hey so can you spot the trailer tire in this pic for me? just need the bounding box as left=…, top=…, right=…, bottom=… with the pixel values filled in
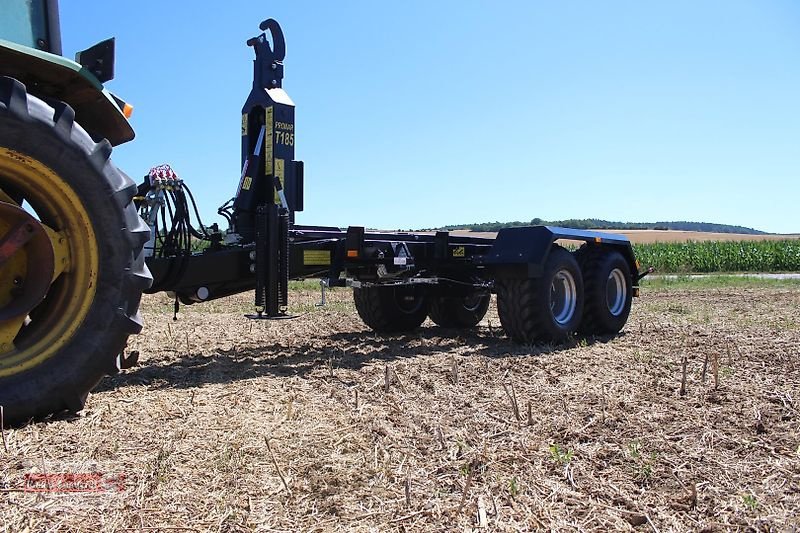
left=496, top=246, right=583, bottom=343
left=0, top=78, right=151, bottom=426
left=428, top=292, right=490, bottom=328
left=577, top=247, right=632, bottom=335
left=353, top=285, right=429, bottom=333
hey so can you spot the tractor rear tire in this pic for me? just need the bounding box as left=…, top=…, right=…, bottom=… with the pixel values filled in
left=496, top=246, right=583, bottom=343
left=428, top=292, right=490, bottom=328
left=576, top=246, right=632, bottom=335
left=0, top=77, right=151, bottom=426
left=353, top=285, right=429, bottom=333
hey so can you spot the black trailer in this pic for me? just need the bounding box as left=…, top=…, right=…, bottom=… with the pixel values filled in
left=0, top=10, right=646, bottom=426
left=142, top=19, right=643, bottom=345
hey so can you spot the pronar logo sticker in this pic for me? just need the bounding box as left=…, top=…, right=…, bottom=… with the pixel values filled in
left=453, top=246, right=465, bottom=258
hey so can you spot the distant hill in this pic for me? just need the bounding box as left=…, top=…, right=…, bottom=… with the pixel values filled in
left=427, top=219, right=768, bottom=234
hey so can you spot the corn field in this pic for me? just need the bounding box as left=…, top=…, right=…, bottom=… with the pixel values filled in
left=632, top=240, right=800, bottom=273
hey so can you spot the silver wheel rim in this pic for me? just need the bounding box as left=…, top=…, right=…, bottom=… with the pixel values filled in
left=550, top=270, right=577, bottom=325
left=606, top=268, right=627, bottom=316
left=462, top=293, right=485, bottom=312
left=395, top=288, right=424, bottom=314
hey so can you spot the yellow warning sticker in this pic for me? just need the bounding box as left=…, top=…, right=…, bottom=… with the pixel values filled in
left=274, top=158, right=285, bottom=204
left=241, top=114, right=247, bottom=136
left=241, top=176, right=252, bottom=191
left=453, top=246, right=465, bottom=258
left=303, top=250, right=331, bottom=266
left=265, top=106, right=274, bottom=176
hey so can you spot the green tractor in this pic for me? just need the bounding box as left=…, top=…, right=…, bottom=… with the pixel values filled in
left=0, top=0, right=151, bottom=425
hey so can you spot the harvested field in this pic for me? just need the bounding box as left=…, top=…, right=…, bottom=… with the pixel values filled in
left=2, top=281, right=799, bottom=531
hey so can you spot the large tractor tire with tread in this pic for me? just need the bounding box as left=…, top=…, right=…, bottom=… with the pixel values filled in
left=0, top=77, right=152, bottom=426
left=497, top=246, right=583, bottom=343
left=428, top=292, right=490, bottom=328
left=353, top=285, right=429, bottom=333
left=576, top=246, right=632, bottom=335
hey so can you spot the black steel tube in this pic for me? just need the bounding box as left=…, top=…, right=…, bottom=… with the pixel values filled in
left=254, top=206, right=267, bottom=310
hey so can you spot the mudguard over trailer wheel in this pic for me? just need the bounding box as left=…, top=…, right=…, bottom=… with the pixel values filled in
left=576, top=246, right=633, bottom=335
left=496, top=246, right=584, bottom=343
left=428, top=292, right=490, bottom=328
left=0, top=78, right=151, bottom=426
left=353, top=285, right=429, bottom=333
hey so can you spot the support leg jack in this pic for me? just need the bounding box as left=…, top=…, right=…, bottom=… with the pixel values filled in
left=245, top=309, right=299, bottom=320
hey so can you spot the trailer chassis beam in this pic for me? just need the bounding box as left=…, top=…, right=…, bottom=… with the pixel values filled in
left=144, top=224, right=639, bottom=306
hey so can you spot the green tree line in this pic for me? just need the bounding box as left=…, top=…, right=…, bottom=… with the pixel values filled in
left=430, top=219, right=767, bottom=235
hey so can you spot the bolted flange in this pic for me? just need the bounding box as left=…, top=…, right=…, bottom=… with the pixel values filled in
left=0, top=202, right=55, bottom=321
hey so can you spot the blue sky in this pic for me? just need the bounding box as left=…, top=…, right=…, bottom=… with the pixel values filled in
left=60, top=1, right=800, bottom=233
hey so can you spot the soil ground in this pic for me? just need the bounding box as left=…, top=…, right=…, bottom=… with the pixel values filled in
left=2, top=281, right=799, bottom=532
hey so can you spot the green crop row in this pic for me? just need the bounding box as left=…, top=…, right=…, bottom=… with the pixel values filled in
left=632, top=240, right=800, bottom=273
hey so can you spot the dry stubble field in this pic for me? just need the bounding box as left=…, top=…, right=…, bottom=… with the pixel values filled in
left=2, top=281, right=799, bottom=532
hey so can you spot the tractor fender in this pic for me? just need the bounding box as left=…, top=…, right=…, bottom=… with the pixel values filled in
left=0, top=39, right=134, bottom=146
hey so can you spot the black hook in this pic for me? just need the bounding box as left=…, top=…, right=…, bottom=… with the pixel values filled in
left=247, top=18, right=286, bottom=89
left=247, top=18, right=285, bottom=62
left=259, top=19, right=285, bottom=61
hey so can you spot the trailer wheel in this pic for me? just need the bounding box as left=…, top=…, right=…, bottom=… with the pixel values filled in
left=0, top=78, right=151, bottom=426
left=496, top=246, right=583, bottom=343
left=353, top=285, right=429, bottom=333
left=577, top=247, right=632, bottom=335
left=428, top=292, right=490, bottom=328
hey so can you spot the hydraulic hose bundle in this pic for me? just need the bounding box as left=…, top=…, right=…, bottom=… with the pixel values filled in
left=136, top=164, right=210, bottom=258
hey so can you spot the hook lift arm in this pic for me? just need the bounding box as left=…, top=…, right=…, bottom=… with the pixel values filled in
left=247, top=19, right=286, bottom=90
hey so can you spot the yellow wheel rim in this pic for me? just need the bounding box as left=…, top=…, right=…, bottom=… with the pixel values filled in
left=0, top=147, right=99, bottom=377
